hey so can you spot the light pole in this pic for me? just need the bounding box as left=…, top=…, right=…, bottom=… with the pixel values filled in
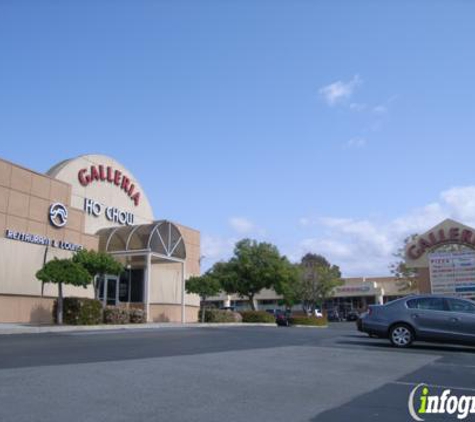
left=199, top=255, right=206, bottom=272
left=198, top=255, right=206, bottom=321
left=126, top=264, right=132, bottom=305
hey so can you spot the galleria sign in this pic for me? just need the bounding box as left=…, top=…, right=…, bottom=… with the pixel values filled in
left=78, top=165, right=141, bottom=206
left=407, top=227, right=475, bottom=260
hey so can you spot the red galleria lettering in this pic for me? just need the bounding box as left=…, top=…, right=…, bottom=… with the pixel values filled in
left=78, top=165, right=141, bottom=206
left=406, top=227, right=475, bottom=260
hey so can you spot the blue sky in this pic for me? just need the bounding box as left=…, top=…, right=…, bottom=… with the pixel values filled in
left=2, top=1, right=475, bottom=276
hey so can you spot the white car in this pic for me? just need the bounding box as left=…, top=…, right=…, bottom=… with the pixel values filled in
left=314, top=309, right=323, bottom=317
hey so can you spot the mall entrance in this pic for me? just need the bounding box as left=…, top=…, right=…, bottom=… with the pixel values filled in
left=96, top=221, right=187, bottom=322
left=97, top=269, right=145, bottom=306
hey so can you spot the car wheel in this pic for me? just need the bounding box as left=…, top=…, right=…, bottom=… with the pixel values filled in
left=389, top=324, right=414, bottom=348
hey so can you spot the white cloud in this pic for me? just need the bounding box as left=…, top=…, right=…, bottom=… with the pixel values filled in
left=201, top=235, right=236, bottom=267
left=229, top=217, right=255, bottom=234
left=300, top=238, right=353, bottom=259
left=349, top=102, right=367, bottom=112
left=369, top=121, right=383, bottom=132
left=201, top=217, right=268, bottom=270
left=296, top=185, right=475, bottom=277
left=319, top=75, right=361, bottom=106
left=298, top=217, right=311, bottom=227
left=440, top=186, right=475, bottom=225
left=391, top=203, right=446, bottom=235
left=203, top=186, right=475, bottom=279
left=372, top=105, right=388, bottom=115
left=229, top=216, right=267, bottom=237
left=345, top=137, right=367, bottom=149
left=319, top=217, right=393, bottom=256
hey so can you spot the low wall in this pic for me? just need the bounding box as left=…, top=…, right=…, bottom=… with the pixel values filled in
left=149, top=303, right=199, bottom=323
left=0, top=296, right=201, bottom=324
left=0, top=294, right=55, bottom=323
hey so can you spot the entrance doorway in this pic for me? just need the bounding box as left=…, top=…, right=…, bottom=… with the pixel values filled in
left=118, top=269, right=144, bottom=303
left=98, top=275, right=120, bottom=306
left=97, top=270, right=145, bottom=306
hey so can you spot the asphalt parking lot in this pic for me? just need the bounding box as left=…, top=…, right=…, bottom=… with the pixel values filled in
left=0, top=323, right=473, bottom=422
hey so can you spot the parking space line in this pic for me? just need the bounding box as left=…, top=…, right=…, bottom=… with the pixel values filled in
left=393, top=381, right=475, bottom=393
left=430, top=362, right=475, bottom=369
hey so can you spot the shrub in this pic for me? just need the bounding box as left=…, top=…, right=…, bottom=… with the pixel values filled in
left=240, top=310, right=276, bottom=323
left=53, top=297, right=102, bottom=325
left=289, top=316, right=328, bottom=327
left=232, top=312, right=243, bottom=323
left=104, top=306, right=129, bottom=324
left=199, top=308, right=241, bottom=323
left=129, top=308, right=147, bottom=324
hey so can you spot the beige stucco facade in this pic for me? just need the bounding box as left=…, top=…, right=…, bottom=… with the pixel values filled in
left=211, top=276, right=417, bottom=311
left=47, top=155, right=155, bottom=234
left=0, top=295, right=55, bottom=324
left=0, top=155, right=201, bottom=324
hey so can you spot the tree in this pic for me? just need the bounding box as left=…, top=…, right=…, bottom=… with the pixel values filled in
left=389, top=234, right=419, bottom=291
left=213, top=239, right=297, bottom=311
left=273, top=263, right=300, bottom=309
left=36, top=258, right=91, bottom=324
left=72, top=249, right=123, bottom=300
left=186, top=272, right=222, bottom=322
left=286, top=253, right=343, bottom=314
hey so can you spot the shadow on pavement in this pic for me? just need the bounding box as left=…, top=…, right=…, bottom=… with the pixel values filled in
left=336, top=339, right=475, bottom=354
left=311, top=381, right=451, bottom=421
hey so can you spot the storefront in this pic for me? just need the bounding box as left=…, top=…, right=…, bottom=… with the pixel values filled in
left=209, top=276, right=416, bottom=315
left=324, top=277, right=414, bottom=315
left=0, top=154, right=201, bottom=323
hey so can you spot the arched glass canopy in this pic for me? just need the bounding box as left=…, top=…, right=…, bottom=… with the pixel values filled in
left=97, top=220, right=186, bottom=261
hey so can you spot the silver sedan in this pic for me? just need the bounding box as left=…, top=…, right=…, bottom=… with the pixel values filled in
left=359, top=295, right=475, bottom=348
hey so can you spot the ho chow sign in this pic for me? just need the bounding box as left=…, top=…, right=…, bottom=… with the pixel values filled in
left=84, top=199, right=134, bottom=226
left=78, top=164, right=141, bottom=206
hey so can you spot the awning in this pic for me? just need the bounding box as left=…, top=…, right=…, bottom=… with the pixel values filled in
left=96, top=220, right=186, bottom=261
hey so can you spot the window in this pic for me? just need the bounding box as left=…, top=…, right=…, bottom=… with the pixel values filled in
left=406, top=298, right=446, bottom=311
left=447, top=298, right=475, bottom=314
left=259, top=300, right=278, bottom=306
left=118, top=269, right=144, bottom=303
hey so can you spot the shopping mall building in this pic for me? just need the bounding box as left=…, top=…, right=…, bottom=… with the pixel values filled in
left=210, top=219, right=475, bottom=313
left=0, top=154, right=201, bottom=324
left=209, top=276, right=416, bottom=315
left=2, top=153, right=474, bottom=324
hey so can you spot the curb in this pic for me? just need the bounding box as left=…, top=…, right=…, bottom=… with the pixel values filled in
left=0, top=322, right=278, bottom=336
left=291, top=325, right=328, bottom=328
